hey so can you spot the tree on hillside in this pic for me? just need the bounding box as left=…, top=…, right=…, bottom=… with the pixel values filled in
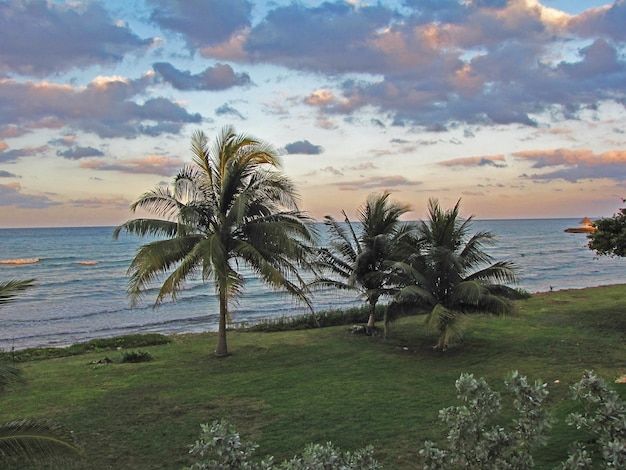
left=311, top=192, right=413, bottom=332
left=114, top=126, right=316, bottom=357
left=0, top=279, right=80, bottom=464
left=587, top=202, right=626, bottom=257
left=390, top=199, right=520, bottom=350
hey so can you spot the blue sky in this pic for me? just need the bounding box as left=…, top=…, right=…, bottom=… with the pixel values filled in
left=0, top=0, right=625, bottom=227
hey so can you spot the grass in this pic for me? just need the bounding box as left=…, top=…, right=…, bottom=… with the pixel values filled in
left=1, top=285, right=625, bottom=469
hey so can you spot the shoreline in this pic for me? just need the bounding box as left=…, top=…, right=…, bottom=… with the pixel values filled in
left=5, top=283, right=625, bottom=354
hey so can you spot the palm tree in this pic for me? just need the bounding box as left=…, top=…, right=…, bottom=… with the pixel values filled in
left=114, top=126, right=316, bottom=357
left=391, top=199, right=519, bottom=350
left=312, top=192, right=412, bottom=332
left=0, top=279, right=80, bottom=463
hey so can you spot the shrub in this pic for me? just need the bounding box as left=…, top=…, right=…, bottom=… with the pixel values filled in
left=420, top=371, right=626, bottom=469
left=282, top=442, right=380, bottom=469
left=186, top=372, right=625, bottom=469
left=557, top=370, right=626, bottom=469
left=419, top=371, right=551, bottom=470
left=241, top=303, right=423, bottom=332
left=120, top=350, right=154, bottom=363
left=184, top=420, right=380, bottom=470
left=4, top=334, right=170, bottom=362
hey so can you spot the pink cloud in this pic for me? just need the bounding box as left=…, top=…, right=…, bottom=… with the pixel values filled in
left=512, top=148, right=626, bottom=168
left=80, top=155, right=185, bottom=176
left=438, top=154, right=506, bottom=167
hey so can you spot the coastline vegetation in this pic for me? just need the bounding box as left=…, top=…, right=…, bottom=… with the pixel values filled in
left=1, top=284, right=625, bottom=469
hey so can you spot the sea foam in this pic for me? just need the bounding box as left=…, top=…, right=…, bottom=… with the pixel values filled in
left=0, top=257, right=40, bottom=265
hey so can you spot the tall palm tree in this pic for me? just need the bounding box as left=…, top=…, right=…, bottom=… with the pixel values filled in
left=114, top=126, right=316, bottom=357
left=391, top=199, right=519, bottom=350
left=312, top=192, right=412, bottom=332
left=0, top=279, right=80, bottom=463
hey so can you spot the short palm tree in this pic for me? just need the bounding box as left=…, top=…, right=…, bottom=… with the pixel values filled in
left=0, top=279, right=80, bottom=463
left=312, top=192, right=412, bottom=332
left=392, top=199, right=519, bottom=350
left=114, top=126, right=316, bottom=356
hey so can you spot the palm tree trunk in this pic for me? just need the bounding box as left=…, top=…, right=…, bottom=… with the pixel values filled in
left=436, top=328, right=447, bottom=351
left=366, top=300, right=376, bottom=333
left=214, top=286, right=229, bottom=357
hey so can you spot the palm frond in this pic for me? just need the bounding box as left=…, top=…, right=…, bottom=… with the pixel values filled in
left=308, top=276, right=355, bottom=292
left=425, top=303, right=466, bottom=346
left=450, top=280, right=485, bottom=306
left=323, top=215, right=359, bottom=262
left=392, top=283, right=436, bottom=307
left=465, top=260, right=519, bottom=285
left=155, top=250, right=202, bottom=305
left=314, top=247, right=354, bottom=281
left=126, top=235, right=203, bottom=306
left=0, top=361, right=22, bottom=392
left=189, top=130, right=211, bottom=176
left=113, top=219, right=181, bottom=240
left=0, top=279, right=35, bottom=307
left=232, top=238, right=313, bottom=312
left=425, top=303, right=456, bottom=330
left=0, top=418, right=80, bottom=462
left=477, top=293, right=515, bottom=316
left=127, top=186, right=181, bottom=219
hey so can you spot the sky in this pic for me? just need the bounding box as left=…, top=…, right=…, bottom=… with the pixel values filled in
left=0, top=0, right=625, bottom=227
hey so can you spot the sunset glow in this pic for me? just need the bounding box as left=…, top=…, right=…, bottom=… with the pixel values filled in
left=0, top=0, right=624, bottom=227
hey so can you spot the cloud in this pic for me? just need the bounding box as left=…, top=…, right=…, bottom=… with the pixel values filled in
left=524, top=164, right=626, bottom=183
left=371, top=118, right=386, bottom=128
left=512, top=148, right=619, bottom=168
left=2, top=0, right=625, bottom=142
left=0, top=183, right=60, bottom=209
left=284, top=140, right=324, bottom=155
left=68, top=196, right=130, bottom=209
left=0, top=145, right=48, bottom=163
left=462, top=190, right=485, bottom=196
left=0, top=170, right=18, bottom=178
left=215, top=103, right=246, bottom=120
left=79, top=156, right=185, bottom=177
left=338, top=175, right=421, bottom=191
left=320, top=166, right=343, bottom=176
left=0, top=125, right=29, bottom=139
left=56, top=146, right=105, bottom=160
left=148, top=0, right=252, bottom=48
left=438, top=154, right=507, bottom=168
left=0, top=76, right=202, bottom=139
left=152, top=62, right=251, bottom=91
left=233, top=0, right=624, bottom=129
left=245, top=2, right=395, bottom=73
left=0, top=0, right=152, bottom=76
left=49, top=136, right=77, bottom=147
left=568, top=2, right=626, bottom=42
left=305, top=89, right=338, bottom=106
left=557, top=38, right=624, bottom=81
left=513, top=148, right=626, bottom=182
left=347, top=162, right=378, bottom=171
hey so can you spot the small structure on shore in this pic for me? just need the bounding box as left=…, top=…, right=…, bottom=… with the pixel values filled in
left=564, top=217, right=596, bottom=233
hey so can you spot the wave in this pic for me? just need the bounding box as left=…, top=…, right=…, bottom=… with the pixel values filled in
left=74, top=260, right=98, bottom=265
left=0, top=257, right=40, bottom=265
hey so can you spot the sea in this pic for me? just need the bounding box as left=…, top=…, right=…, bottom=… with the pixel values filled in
left=1, top=219, right=625, bottom=351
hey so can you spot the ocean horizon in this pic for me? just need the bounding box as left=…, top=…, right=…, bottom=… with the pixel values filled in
left=1, top=218, right=625, bottom=351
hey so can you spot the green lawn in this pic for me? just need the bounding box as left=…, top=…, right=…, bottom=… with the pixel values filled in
left=1, top=285, right=625, bottom=469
